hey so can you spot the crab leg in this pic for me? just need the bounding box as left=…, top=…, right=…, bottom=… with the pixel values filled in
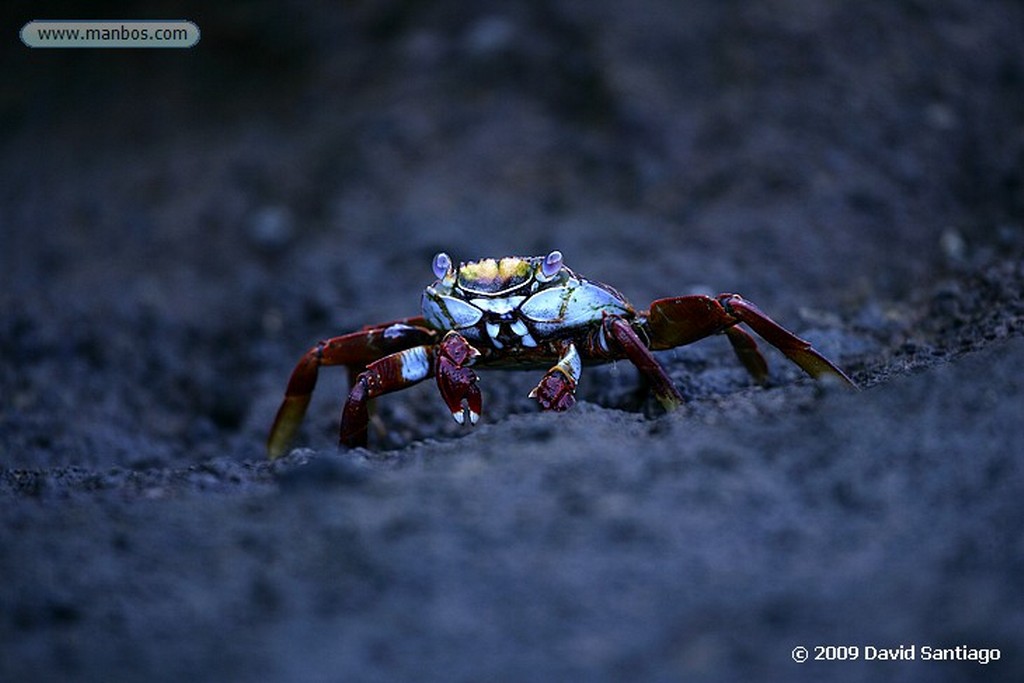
left=267, top=319, right=436, bottom=458
left=723, top=326, right=770, bottom=385
left=603, top=317, right=685, bottom=410
left=645, top=294, right=856, bottom=388
left=340, top=345, right=436, bottom=448
left=718, top=294, right=856, bottom=387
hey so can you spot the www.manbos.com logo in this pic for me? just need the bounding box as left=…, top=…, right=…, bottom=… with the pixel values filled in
left=21, top=20, right=200, bottom=48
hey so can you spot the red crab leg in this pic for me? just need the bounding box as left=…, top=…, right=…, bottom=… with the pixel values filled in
left=340, top=345, right=437, bottom=448
left=603, top=317, right=685, bottom=410
left=343, top=317, right=435, bottom=380
left=645, top=295, right=738, bottom=349
left=718, top=295, right=856, bottom=387
left=645, top=294, right=856, bottom=387
left=723, top=326, right=770, bottom=385
left=267, top=319, right=436, bottom=458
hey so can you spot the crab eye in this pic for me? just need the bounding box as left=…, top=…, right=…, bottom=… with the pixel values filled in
left=432, top=252, right=452, bottom=280
left=539, top=250, right=563, bottom=280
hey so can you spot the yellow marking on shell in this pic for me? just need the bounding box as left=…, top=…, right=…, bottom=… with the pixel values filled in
left=501, top=257, right=531, bottom=278
left=459, top=257, right=533, bottom=292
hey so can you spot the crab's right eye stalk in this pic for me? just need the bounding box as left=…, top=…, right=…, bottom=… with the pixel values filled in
left=432, top=252, right=452, bottom=280
left=538, top=250, right=563, bottom=281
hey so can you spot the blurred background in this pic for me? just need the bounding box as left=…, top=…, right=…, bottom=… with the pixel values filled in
left=4, top=0, right=1023, bottom=465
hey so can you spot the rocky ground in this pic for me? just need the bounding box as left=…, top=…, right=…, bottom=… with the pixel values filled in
left=2, top=1, right=1023, bottom=681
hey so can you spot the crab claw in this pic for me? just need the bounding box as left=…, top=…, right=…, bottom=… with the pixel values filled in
left=435, top=331, right=483, bottom=425
left=529, top=342, right=582, bottom=412
left=529, top=371, right=577, bottom=411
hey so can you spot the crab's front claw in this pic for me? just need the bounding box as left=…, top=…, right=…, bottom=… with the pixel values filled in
left=529, top=342, right=581, bottom=412
left=435, top=331, right=483, bottom=425
left=529, top=370, right=577, bottom=411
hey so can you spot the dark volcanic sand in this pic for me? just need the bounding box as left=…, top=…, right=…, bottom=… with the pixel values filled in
left=2, top=2, right=1023, bottom=682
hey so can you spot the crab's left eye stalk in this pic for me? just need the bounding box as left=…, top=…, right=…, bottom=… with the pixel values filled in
left=539, top=250, right=563, bottom=280
left=432, top=252, right=452, bottom=280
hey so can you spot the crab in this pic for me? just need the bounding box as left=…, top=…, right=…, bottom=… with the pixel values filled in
left=267, top=250, right=856, bottom=457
